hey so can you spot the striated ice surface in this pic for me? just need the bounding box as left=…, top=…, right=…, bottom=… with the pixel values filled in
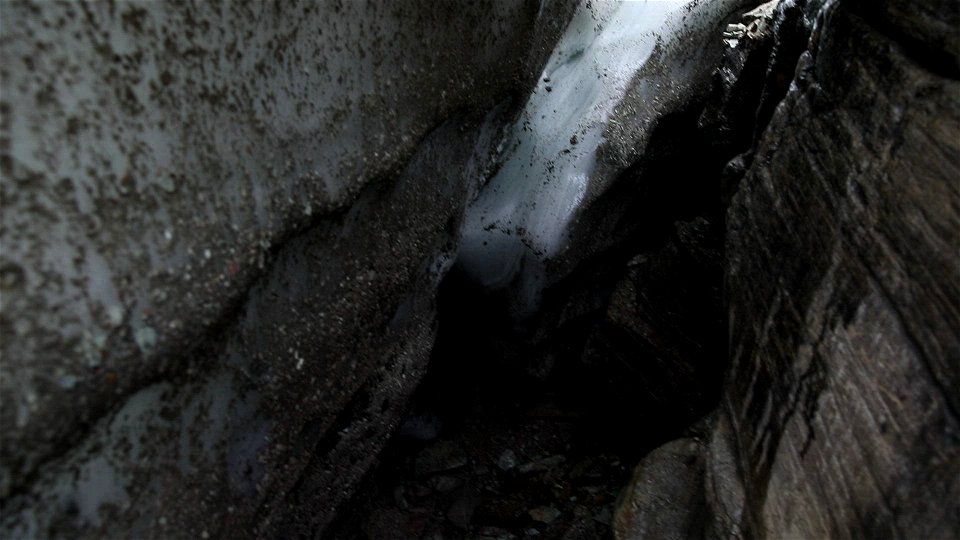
left=459, top=0, right=689, bottom=312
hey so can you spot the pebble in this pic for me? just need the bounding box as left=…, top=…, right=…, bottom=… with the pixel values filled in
left=433, top=475, right=462, bottom=492
left=593, top=507, right=613, bottom=525
left=415, top=440, right=467, bottom=476
left=447, top=493, right=479, bottom=529
left=528, top=506, right=561, bottom=524
left=518, top=454, right=565, bottom=474
left=497, top=449, right=517, bottom=471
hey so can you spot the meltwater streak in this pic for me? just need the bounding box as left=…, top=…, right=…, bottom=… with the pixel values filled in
left=458, top=0, right=689, bottom=312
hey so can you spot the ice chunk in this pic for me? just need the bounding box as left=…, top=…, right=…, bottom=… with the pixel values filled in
left=459, top=0, right=689, bottom=313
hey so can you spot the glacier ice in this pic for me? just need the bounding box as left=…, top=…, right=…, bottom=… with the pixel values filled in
left=459, top=0, right=690, bottom=313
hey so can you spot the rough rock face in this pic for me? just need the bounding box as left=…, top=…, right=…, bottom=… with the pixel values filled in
left=616, top=0, right=960, bottom=537
left=581, top=218, right=725, bottom=447
left=0, top=1, right=574, bottom=536
left=613, top=437, right=708, bottom=540
left=721, top=0, right=960, bottom=536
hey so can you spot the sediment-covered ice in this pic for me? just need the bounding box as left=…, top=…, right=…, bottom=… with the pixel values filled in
left=459, top=0, right=690, bottom=311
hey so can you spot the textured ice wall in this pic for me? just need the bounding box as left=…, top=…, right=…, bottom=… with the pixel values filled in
left=459, top=0, right=689, bottom=311
left=0, top=0, right=574, bottom=535
left=0, top=0, right=560, bottom=501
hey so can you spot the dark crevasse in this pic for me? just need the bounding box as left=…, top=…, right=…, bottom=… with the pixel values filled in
left=324, top=3, right=787, bottom=537
left=323, top=257, right=723, bottom=539
left=324, top=0, right=920, bottom=537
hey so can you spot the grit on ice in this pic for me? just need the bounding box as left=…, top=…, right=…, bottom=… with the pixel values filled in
left=459, top=0, right=689, bottom=312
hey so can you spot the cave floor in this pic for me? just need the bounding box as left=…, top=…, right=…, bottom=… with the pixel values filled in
left=326, top=358, right=639, bottom=540
left=323, top=267, right=704, bottom=540
left=327, top=397, right=628, bottom=539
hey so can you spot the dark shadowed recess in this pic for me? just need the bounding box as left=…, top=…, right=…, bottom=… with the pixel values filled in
left=320, top=6, right=820, bottom=531
left=322, top=79, right=762, bottom=539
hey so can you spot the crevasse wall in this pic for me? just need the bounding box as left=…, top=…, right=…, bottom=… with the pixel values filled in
left=0, top=0, right=574, bottom=537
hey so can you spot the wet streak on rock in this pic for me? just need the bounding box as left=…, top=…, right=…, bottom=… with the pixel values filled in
left=717, top=0, right=960, bottom=537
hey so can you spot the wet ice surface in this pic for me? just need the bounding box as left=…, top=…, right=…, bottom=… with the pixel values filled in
left=459, top=0, right=689, bottom=313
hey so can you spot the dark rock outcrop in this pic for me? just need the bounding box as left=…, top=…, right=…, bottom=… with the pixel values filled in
left=721, top=0, right=960, bottom=536
left=613, top=437, right=708, bottom=540
left=616, top=0, right=960, bottom=538
left=580, top=217, right=725, bottom=450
